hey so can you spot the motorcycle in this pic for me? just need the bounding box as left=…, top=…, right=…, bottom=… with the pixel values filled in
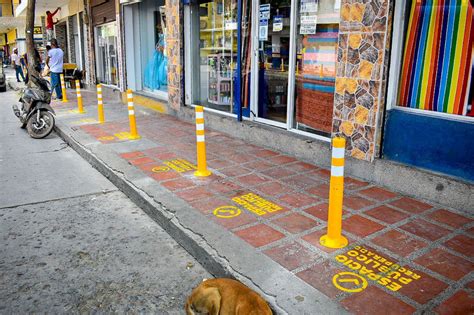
left=12, top=73, right=55, bottom=139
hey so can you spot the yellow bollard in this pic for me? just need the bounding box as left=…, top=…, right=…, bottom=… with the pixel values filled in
left=126, top=89, right=140, bottom=140
left=320, top=137, right=348, bottom=249
left=60, top=74, right=68, bottom=102
left=97, top=84, right=105, bottom=123
left=194, top=106, right=211, bottom=177
left=75, top=80, right=84, bottom=113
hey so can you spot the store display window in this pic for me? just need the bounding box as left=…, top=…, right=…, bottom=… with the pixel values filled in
left=95, top=22, right=118, bottom=86
left=398, top=0, right=474, bottom=117
left=140, top=0, right=168, bottom=95
left=189, top=0, right=238, bottom=113
left=293, top=0, right=340, bottom=136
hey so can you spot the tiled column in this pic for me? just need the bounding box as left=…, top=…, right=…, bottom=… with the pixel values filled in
left=332, top=0, right=391, bottom=162
left=166, top=0, right=183, bottom=111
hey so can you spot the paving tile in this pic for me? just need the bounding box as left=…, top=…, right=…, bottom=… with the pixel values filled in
left=189, top=197, right=232, bottom=215
left=306, top=183, right=330, bottom=199
left=267, top=155, right=298, bottom=165
left=212, top=211, right=257, bottom=230
left=344, top=195, right=376, bottom=211
left=207, top=158, right=234, bottom=170
left=284, top=161, right=319, bottom=173
left=218, top=166, right=252, bottom=177
left=207, top=180, right=242, bottom=194
left=136, top=162, right=163, bottom=173
left=364, top=205, right=411, bottom=224
left=234, top=174, right=270, bottom=186
left=389, top=197, right=433, bottom=214
left=343, top=215, right=385, bottom=237
left=278, top=192, right=320, bottom=208
left=281, top=174, right=323, bottom=188
left=161, top=178, right=197, bottom=191
left=344, top=177, right=370, bottom=190
left=263, top=241, right=320, bottom=271
left=311, top=168, right=331, bottom=181
left=399, top=270, right=448, bottom=305
left=142, top=147, right=170, bottom=157
left=427, top=209, right=472, bottom=228
left=304, top=203, right=329, bottom=221
left=252, top=149, right=280, bottom=158
left=243, top=160, right=274, bottom=171
left=400, top=218, right=452, bottom=241
left=341, top=286, right=416, bottom=315
left=261, top=167, right=297, bottom=180
left=435, top=290, right=474, bottom=315
left=129, top=156, right=155, bottom=166
left=302, top=229, right=353, bottom=253
left=372, top=230, right=427, bottom=257
left=415, top=248, right=474, bottom=281
left=254, top=181, right=294, bottom=197
left=443, top=234, right=474, bottom=258
left=120, top=151, right=145, bottom=160
left=234, top=224, right=285, bottom=248
left=175, top=186, right=215, bottom=202
left=226, top=153, right=255, bottom=164
left=358, top=186, right=398, bottom=201
left=149, top=170, right=181, bottom=181
left=272, top=213, right=318, bottom=234
left=297, top=261, right=343, bottom=299
left=154, top=152, right=181, bottom=161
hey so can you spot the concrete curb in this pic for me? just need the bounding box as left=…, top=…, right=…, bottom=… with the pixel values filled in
left=54, top=121, right=348, bottom=315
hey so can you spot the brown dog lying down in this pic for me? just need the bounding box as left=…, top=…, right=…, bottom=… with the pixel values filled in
left=185, top=278, right=273, bottom=315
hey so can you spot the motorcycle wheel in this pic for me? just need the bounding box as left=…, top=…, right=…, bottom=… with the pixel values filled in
left=26, top=111, right=55, bottom=139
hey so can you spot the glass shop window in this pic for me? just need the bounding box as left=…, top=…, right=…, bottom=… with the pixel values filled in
left=95, top=22, right=118, bottom=86
left=293, top=0, right=340, bottom=136
left=191, top=0, right=238, bottom=113
left=140, top=0, right=168, bottom=94
left=397, top=0, right=474, bottom=117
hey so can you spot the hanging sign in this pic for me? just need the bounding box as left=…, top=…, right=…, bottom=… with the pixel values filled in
left=300, top=0, right=318, bottom=13
left=300, top=15, right=317, bottom=34
left=273, top=15, right=283, bottom=32
left=259, top=4, right=271, bottom=19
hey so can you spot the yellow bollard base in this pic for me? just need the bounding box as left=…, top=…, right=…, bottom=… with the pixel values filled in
left=194, top=170, right=212, bottom=177
left=319, top=234, right=348, bottom=249
left=128, top=135, right=141, bottom=140
left=70, top=109, right=86, bottom=114
left=62, top=99, right=68, bottom=103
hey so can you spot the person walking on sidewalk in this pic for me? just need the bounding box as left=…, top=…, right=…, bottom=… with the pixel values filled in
left=46, top=39, right=64, bottom=100
left=11, top=49, right=25, bottom=83
left=46, top=8, right=61, bottom=41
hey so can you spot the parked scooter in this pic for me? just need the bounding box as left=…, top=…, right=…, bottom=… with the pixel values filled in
left=12, top=73, right=55, bottom=139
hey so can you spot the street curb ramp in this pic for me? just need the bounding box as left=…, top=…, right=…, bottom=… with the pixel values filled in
left=54, top=122, right=348, bottom=315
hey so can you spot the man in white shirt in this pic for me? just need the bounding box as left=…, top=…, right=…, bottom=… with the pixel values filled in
left=46, top=38, right=64, bottom=100
left=11, top=48, right=25, bottom=83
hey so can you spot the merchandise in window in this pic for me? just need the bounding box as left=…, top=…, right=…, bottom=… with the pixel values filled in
left=398, top=0, right=474, bottom=117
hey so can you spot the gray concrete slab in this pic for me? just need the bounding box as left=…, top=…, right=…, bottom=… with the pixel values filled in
left=0, top=82, right=116, bottom=208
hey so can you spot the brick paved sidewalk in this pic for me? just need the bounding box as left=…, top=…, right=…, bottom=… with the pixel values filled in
left=52, top=89, right=474, bottom=314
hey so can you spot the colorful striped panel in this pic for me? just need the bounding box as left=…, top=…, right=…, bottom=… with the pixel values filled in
left=399, top=0, right=474, bottom=116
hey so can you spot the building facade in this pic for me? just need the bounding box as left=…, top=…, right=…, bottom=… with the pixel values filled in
left=116, top=0, right=473, bottom=182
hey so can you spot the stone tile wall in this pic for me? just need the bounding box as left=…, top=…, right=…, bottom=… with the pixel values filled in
left=332, top=0, right=392, bottom=162
left=166, top=0, right=183, bottom=111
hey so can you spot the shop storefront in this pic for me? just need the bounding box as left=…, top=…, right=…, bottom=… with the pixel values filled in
left=184, top=0, right=341, bottom=140
left=91, top=0, right=118, bottom=86
left=122, top=0, right=169, bottom=99
left=384, top=0, right=474, bottom=180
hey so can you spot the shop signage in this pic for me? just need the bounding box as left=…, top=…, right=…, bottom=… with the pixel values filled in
left=300, top=15, right=317, bottom=34
left=259, top=4, right=270, bottom=41
left=34, top=27, right=42, bottom=35
left=273, top=15, right=283, bottom=32
left=300, top=0, right=318, bottom=13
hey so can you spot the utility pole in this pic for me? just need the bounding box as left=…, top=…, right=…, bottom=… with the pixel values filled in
left=25, top=0, right=39, bottom=85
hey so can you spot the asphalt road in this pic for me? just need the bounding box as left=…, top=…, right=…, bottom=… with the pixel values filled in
left=0, top=69, right=210, bottom=313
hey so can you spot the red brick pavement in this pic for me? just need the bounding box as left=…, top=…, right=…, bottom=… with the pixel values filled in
left=53, top=94, right=474, bottom=314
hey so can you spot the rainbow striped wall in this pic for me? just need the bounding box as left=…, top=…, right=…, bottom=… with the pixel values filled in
left=399, top=0, right=474, bottom=115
